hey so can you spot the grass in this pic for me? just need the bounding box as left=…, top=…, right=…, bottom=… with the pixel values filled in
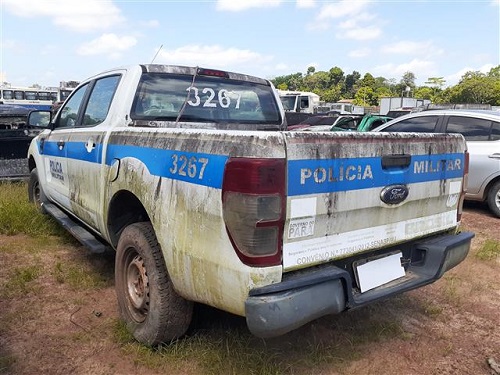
left=0, top=355, right=16, bottom=374
left=52, top=261, right=109, bottom=289
left=0, top=181, right=412, bottom=375
left=111, top=308, right=408, bottom=375
left=0, top=181, right=66, bottom=237
left=475, top=239, right=500, bottom=261
left=1, top=265, right=42, bottom=298
left=1, top=181, right=473, bottom=375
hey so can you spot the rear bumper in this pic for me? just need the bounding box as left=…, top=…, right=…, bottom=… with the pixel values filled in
left=245, top=231, right=474, bottom=338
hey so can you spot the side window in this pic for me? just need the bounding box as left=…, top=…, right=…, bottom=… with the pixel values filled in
left=379, top=116, right=439, bottom=132
left=3, top=90, right=13, bottom=99
left=299, top=96, right=309, bottom=109
left=83, top=75, right=121, bottom=126
left=446, top=116, right=492, bottom=141
left=368, top=119, right=384, bottom=130
left=57, top=84, right=89, bottom=128
left=491, top=122, right=500, bottom=141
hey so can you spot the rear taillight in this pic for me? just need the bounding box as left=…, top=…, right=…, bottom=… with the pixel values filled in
left=222, top=158, right=286, bottom=267
left=457, top=151, right=469, bottom=222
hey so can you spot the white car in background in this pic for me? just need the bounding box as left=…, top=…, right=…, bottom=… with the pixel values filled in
left=373, top=110, right=500, bottom=217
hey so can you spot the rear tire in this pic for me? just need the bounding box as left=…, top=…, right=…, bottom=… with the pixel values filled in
left=28, top=168, right=47, bottom=214
left=487, top=180, right=500, bottom=218
left=115, top=222, right=193, bottom=346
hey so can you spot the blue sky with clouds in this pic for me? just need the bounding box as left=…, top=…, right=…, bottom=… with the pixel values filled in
left=1, top=0, right=499, bottom=89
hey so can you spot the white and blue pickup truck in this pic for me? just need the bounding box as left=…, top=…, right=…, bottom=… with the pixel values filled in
left=26, top=64, right=474, bottom=346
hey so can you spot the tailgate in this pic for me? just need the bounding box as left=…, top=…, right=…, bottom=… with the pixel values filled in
left=283, top=131, right=467, bottom=270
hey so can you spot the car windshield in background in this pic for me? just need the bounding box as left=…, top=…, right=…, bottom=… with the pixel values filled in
left=131, top=73, right=281, bottom=126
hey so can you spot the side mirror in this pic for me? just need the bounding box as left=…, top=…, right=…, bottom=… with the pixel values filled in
left=27, top=110, right=52, bottom=129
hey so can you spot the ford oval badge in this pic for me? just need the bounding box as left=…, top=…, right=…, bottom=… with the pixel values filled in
left=380, top=185, right=409, bottom=205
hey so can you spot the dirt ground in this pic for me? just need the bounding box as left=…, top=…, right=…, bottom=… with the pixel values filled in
left=0, top=201, right=499, bottom=375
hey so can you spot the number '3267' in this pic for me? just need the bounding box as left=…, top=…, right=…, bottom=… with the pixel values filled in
left=169, top=154, right=209, bottom=180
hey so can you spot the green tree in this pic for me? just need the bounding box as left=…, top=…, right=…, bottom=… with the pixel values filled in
left=375, top=86, right=393, bottom=100
left=344, top=71, right=361, bottom=99
left=271, top=72, right=304, bottom=91
left=425, top=77, right=446, bottom=89
left=413, top=86, right=434, bottom=101
left=452, top=71, right=496, bottom=104
left=321, top=86, right=342, bottom=103
left=359, top=73, right=376, bottom=90
left=303, top=71, right=330, bottom=92
left=354, top=86, right=377, bottom=106
left=400, top=71, right=416, bottom=89
left=328, top=67, right=345, bottom=87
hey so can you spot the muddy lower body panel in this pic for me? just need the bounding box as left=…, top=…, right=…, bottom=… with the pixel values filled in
left=245, top=231, right=474, bottom=338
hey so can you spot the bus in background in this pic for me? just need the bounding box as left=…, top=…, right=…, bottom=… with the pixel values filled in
left=0, top=82, right=77, bottom=110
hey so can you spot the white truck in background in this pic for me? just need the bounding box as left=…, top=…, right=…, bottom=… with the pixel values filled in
left=278, top=90, right=320, bottom=114
left=26, top=64, right=473, bottom=346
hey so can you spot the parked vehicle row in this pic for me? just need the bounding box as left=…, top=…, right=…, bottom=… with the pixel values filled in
left=373, top=110, right=500, bottom=217
left=288, top=113, right=393, bottom=132
left=0, top=104, right=50, bottom=180
left=289, top=109, right=500, bottom=218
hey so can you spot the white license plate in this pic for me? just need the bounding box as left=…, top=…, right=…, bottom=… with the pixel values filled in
left=355, top=252, right=406, bottom=293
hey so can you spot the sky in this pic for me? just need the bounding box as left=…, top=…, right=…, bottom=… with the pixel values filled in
left=0, top=0, right=499, bottom=90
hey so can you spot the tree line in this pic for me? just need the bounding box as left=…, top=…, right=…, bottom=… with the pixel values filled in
left=271, top=65, right=500, bottom=107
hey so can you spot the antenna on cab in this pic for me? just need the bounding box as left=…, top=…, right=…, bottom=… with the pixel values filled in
left=151, top=44, right=163, bottom=64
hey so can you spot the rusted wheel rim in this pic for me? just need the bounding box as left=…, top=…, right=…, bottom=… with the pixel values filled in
left=126, top=253, right=150, bottom=322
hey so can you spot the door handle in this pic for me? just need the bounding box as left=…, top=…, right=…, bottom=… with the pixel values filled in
left=381, top=154, right=411, bottom=169
left=57, top=140, right=65, bottom=150
left=85, top=138, right=96, bottom=153
left=488, top=153, right=500, bottom=159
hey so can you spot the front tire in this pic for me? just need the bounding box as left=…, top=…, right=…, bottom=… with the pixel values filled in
left=28, top=168, right=47, bottom=214
left=487, top=180, right=500, bottom=218
left=115, top=222, right=193, bottom=346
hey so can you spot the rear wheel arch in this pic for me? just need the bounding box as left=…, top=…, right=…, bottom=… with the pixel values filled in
left=107, top=190, right=150, bottom=248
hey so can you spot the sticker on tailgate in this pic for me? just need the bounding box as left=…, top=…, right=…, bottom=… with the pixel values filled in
left=288, top=153, right=464, bottom=196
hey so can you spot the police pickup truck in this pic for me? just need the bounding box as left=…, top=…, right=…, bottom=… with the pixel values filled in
left=26, top=64, right=474, bottom=346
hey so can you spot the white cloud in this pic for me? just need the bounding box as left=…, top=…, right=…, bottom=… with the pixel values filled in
left=372, top=59, right=437, bottom=83
left=317, top=0, right=371, bottom=20
left=297, top=0, right=316, bottom=9
left=335, top=12, right=380, bottom=40
left=314, top=3, right=381, bottom=41
left=2, top=0, right=124, bottom=32
left=275, top=63, right=290, bottom=71
left=382, top=40, right=444, bottom=58
left=492, top=0, right=500, bottom=6
left=306, top=20, right=331, bottom=31
left=157, top=45, right=272, bottom=71
left=336, top=26, right=381, bottom=41
left=40, top=44, right=59, bottom=56
left=216, top=0, right=282, bottom=12
left=77, top=34, right=137, bottom=59
left=446, top=63, right=496, bottom=86
left=349, top=48, right=371, bottom=58
left=142, top=20, right=160, bottom=28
